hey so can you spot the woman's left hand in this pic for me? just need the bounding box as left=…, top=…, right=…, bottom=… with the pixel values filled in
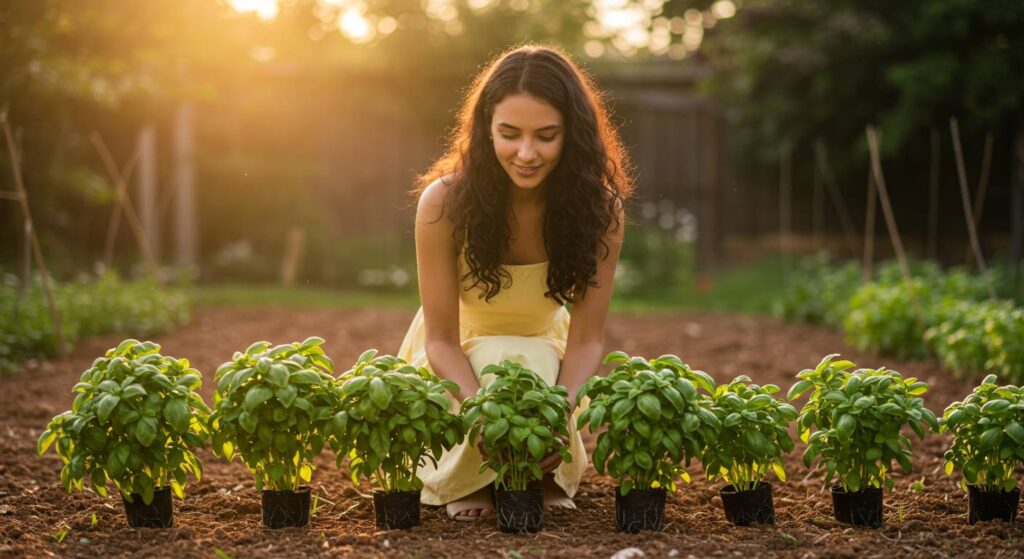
left=539, top=434, right=569, bottom=474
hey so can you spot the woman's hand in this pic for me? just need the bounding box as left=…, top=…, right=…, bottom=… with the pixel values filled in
left=476, top=434, right=568, bottom=474
left=539, top=434, right=569, bottom=473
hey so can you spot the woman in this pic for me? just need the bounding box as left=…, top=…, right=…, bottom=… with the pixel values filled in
left=397, top=45, right=634, bottom=521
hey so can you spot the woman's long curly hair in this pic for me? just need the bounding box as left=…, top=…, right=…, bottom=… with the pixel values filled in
left=416, top=45, right=634, bottom=305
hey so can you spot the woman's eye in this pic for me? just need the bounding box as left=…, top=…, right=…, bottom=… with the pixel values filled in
left=500, top=134, right=516, bottom=140
left=539, top=136, right=556, bottom=142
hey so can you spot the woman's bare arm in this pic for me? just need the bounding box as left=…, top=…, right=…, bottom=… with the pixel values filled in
left=557, top=203, right=626, bottom=409
left=416, top=179, right=480, bottom=402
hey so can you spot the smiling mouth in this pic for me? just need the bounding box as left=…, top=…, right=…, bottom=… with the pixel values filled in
left=514, top=164, right=541, bottom=172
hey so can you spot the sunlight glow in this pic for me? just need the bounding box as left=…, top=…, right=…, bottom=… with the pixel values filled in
left=339, top=8, right=375, bottom=43
left=584, top=40, right=606, bottom=58
left=711, top=0, right=737, bottom=19
left=227, top=0, right=279, bottom=20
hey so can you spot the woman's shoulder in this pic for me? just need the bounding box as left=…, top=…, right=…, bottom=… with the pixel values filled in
left=416, top=175, right=457, bottom=224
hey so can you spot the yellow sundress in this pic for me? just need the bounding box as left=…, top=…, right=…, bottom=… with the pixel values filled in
left=396, top=255, right=589, bottom=506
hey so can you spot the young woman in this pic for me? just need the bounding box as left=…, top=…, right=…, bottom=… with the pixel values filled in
left=397, top=45, right=634, bottom=521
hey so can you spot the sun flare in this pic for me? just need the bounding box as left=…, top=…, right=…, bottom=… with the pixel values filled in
left=226, top=0, right=279, bottom=20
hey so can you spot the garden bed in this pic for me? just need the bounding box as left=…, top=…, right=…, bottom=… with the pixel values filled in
left=1, top=307, right=1021, bottom=558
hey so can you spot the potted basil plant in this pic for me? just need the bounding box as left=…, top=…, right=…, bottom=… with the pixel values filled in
left=332, top=350, right=465, bottom=530
left=940, top=374, right=1024, bottom=523
left=37, top=339, right=210, bottom=528
left=210, top=337, right=340, bottom=528
left=460, top=360, right=573, bottom=533
left=576, top=352, right=719, bottom=532
left=704, top=375, right=796, bottom=525
left=789, top=354, right=938, bottom=528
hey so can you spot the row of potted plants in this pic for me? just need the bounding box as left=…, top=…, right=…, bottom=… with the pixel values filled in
left=37, top=340, right=1023, bottom=533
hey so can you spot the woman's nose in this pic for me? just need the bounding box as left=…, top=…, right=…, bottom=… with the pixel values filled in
left=517, top=140, right=537, bottom=161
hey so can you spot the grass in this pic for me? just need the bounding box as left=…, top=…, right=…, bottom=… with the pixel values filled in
left=611, top=257, right=789, bottom=314
left=189, top=258, right=789, bottom=315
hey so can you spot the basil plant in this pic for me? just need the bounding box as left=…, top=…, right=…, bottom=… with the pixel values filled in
left=789, top=354, right=939, bottom=492
left=576, top=352, right=720, bottom=495
left=37, top=339, right=210, bottom=504
left=331, top=350, right=465, bottom=492
left=210, top=337, right=340, bottom=491
left=940, top=375, right=1024, bottom=492
left=461, top=361, right=572, bottom=491
left=703, top=376, right=797, bottom=492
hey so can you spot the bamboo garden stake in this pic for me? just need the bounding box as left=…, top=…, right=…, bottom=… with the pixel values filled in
left=2, top=112, right=69, bottom=362
left=949, top=118, right=996, bottom=299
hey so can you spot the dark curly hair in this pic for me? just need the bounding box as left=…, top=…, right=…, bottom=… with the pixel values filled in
left=416, top=45, right=634, bottom=305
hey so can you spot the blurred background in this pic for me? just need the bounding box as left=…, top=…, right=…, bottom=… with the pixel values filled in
left=2, top=1, right=1023, bottom=371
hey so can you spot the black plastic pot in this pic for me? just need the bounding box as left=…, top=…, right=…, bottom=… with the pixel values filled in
left=122, top=486, right=174, bottom=528
left=262, top=486, right=311, bottom=529
left=495, top=489, right=544, bottom=533
left=968, top=485, right=1020, bottom=524
left=831, top=486, right=883, bottom=528
left=373, top=490, right=421, bottom=530
left=615, top=487, right=666, bottom=533
left=720, top=482, right=774, bottom=526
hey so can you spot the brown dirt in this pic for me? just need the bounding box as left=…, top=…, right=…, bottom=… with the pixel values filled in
left=1, top=308, right=1022, bottom=558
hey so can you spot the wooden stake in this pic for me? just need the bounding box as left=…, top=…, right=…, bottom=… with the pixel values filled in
left=779, top=142, right=793, bottom=274
left=865, top=126, right=915, bottom=290
left=90, top=133, right=158, bottom=277
left=95, top=138, right=140, bottom=269
left=863, top=163, right=877, bottom=280
left=813, top=139, right=859, bottom=255
left=927, top=127, right=940, bottom=260
left=812, top=154, right=824, bottom=251
left=964, top=132, right=993, bottom=267
left=280, top=227, right=306, bottom=287
left=949, top=118, right=996, bottom=299
left=2, top=113, right=70, bottom=361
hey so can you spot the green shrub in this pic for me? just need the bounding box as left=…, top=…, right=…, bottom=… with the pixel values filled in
left=774, top=255, right=861, bottom=326
left=703, top=376, right=797, bottom=492
left=460, top=361, right=572, bottom=492
left=616, top=201, right=696, bottom=300
left=37, top=340, right=210, bottom=504
left=843, top=262, right=999, bottom=359
left=577, top=352, right=719, bottom=494
left=210, top=338, right=340, bottom=491
left=331, top=350, right=464, bottom=493
left=0, top=272, right=189, bottom=373
left=789, top=354, right=938, bottom=492
left=843, top=280, right=933, bottom=358
left=924, top=300, right=1024, bottom=384
left=940, top=375, right=1024, bottom=492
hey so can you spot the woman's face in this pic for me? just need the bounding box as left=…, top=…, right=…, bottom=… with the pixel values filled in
left=490, top=93, right=564, bottom=191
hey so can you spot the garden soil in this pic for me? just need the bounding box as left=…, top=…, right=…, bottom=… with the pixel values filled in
left=2, top=308, right=1022, bottom=558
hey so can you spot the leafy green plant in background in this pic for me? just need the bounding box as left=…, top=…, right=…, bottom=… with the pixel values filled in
left=703, top=376, right=797, bottom=492
left=844, top=279, right=936, bottom=359
left=925, top=300, right=1000, bottom=377
left=210, top=337, right=339, bottom=491
left=0, top=272, right=189, bottom=373
left=576, top=352, right=719, bottom=495
left=924, top=299, right=1024, bottom=384
left=774, top=254, right=861, bottom=326
left=331, top=350, right=464, bottom=492
left=940, top=375, right=1024, bottom=492
left=37, top=339, right=210, bottom=504
left=460, top=361, right=572, bottom=491
left=843, top=266, right=992, bottom=359
left=616, top=200, right=696, bottom=302
left=789, top=354, right=938, bottom=492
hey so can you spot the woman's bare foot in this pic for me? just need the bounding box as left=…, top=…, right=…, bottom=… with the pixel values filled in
left=541, top=474, right=576, bottom=511
left=446, top=486, right=494, bottom=521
